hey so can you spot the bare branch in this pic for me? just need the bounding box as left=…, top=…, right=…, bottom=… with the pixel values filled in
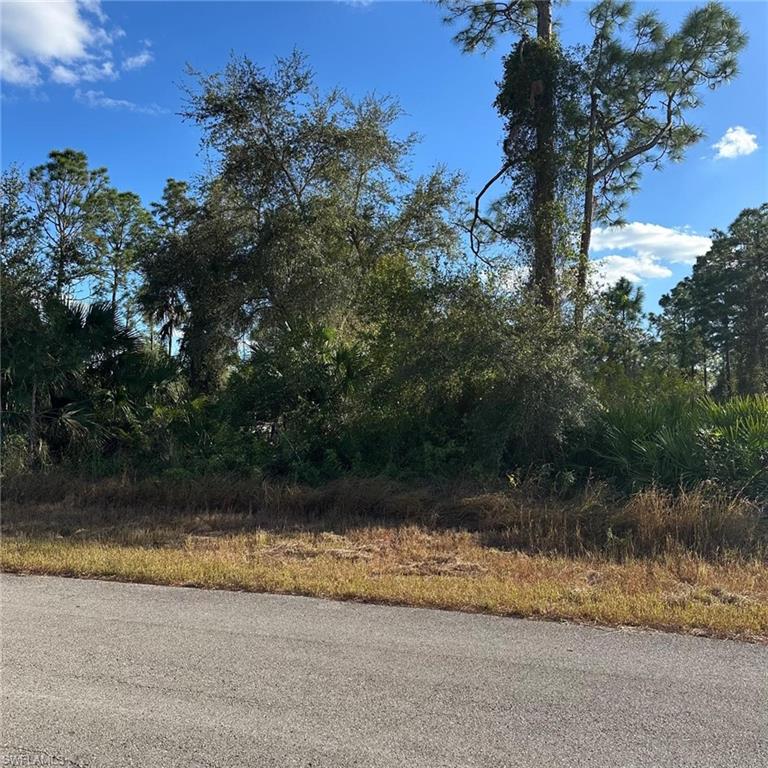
left=467, top=160, right=512, bottom=260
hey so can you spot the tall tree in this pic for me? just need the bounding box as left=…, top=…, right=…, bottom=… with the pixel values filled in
left=94, top=189, right=151, bottom=325
left=140, top=180, right=196, bottom=356
left=530, top=0, right=557, bottom=308
left=441, top=1, right=744, bottom=322
left=593, top=277, right=648, bottom=376
left=727, top=205, right=768, bottom=394
left=441, top=1, right=561, bottom=308
left=183, top=53, right=459, bottom=337
left=573, top=0, right=745, bottom=328
left=652, top=277, right=708, bottom=386
left=1, top=165, right=42, bottom=294
left=656, top=204, right=767, bottom=396
left=27, top=150, right=109, bottom=299
left=139, top=179, right=255, bottom=393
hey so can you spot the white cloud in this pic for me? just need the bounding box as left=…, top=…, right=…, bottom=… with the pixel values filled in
left=712, top=126, right=759, bottom=159
left=50, top=64, right=81, bottom=85
left=74, top=88, right=168, bottom=116
left=81, top=60, right=116, bottom=81
left=593, top=254, right=673, bottom=286
left=0, top=48, right=41, bottom=86
left=123, top=49, right=153, bottom=71
left=591, top=222, right=711, bottom=266
left=1, top=1, right=94, bottom=61
left=78, top=0, right=107, bottom=23
left=590, top=221, right=711, bottom=285
left=0, top=1, right=122, bottom=86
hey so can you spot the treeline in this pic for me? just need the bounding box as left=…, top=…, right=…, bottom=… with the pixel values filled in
left=654, top=207, right=768, bottom=397
left=1, top=13, right=766, bottom=498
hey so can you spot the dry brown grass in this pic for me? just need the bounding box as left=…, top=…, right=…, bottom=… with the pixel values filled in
left=2, top=474, right=767, bottom=641
left=4, top=473, right=764, bottom=556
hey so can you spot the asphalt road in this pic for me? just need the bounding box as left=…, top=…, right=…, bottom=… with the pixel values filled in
left=1, top=575, right=766, bottom=768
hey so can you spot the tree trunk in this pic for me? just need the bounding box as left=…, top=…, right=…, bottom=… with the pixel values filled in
left=741, top=299, right=763, bottom=395
left=28, top=379, right=38, bottom=469
left=111, top=268, right=119, bottom=315
left=531, top=0, right=557, bottom=310
left=575, top=92, right=597, bottom=331
left=55, top=246, right=66, bottom=299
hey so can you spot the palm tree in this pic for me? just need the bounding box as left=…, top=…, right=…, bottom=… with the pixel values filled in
left=2, top=294, right=141, bottom=466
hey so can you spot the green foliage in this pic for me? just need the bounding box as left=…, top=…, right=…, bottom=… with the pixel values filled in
left=0, top=289, right=152, bottom=467
left=27, top=149, right=110, bottom=298
left=1, top=44, right=764, bottom=506
left=593, top=395, right=768, bottom=499
left=580, top=0, right=745, bottom=222
left=442, top=0, right=745, bottom=322
left=654, top=204, right=768, bottom=396
left=589, top=278, right=648, bottom=377
left=139, top=179, right=253, bottom=393
left=698, top=397, right=768, bottom=498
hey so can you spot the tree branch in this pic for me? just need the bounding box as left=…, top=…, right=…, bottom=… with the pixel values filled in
left=468, top=161, right=512, bottom=260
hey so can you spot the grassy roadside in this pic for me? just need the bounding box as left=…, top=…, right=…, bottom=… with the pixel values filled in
left=3, top=530, right=768, bottom=641
left=2, top=476, right=767, bottom=641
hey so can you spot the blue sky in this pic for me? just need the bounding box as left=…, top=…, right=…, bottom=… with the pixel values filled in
left=2, top=0, right=766, bottom=307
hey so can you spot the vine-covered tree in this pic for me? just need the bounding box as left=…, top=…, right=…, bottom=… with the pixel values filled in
left=441, top=0, right=745, bottom=323
left=441, top=0, right=562, bottom=308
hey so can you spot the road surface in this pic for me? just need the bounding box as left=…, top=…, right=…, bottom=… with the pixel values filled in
left=1, top=574, right=766, bottom=767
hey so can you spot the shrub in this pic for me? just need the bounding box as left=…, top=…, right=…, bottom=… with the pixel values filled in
left=592, top=395, right=768, bottom=500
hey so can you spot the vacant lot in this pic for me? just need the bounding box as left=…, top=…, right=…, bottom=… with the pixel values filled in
left=2, top=476, right=766, bottom=641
